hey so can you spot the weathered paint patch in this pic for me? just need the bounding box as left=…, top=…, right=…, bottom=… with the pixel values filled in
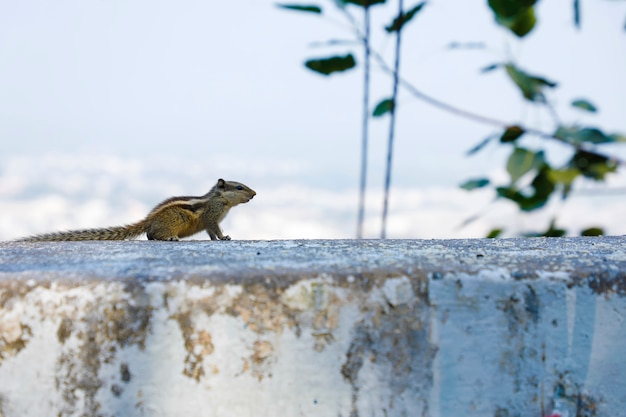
left=0, top=274, right=433, bottom=417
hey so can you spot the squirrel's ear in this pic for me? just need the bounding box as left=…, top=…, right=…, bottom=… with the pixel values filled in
left=217, top=179, right=226, bottom=188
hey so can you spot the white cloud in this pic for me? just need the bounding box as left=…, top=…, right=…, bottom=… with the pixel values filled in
left=2, top=153, right=625, bottom=241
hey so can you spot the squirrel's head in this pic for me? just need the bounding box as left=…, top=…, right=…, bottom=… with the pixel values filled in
left=217, top=179, right=256, bottom=205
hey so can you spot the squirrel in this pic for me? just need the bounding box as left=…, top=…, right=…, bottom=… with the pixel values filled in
left=17, top=179, right=256, bottom=242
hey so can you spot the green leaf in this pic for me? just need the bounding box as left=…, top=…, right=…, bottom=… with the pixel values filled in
left=530, top=168, right=556, bottom=203
left=488, top=0, right=538, bottom=37
left=481, top=63, right=501, bottom=73
left=466, top=134, right=496, bottom=156
left=542, top=220, right=567, bottom=237
left=505, top=64, right=558, bottom=102
left=506, top=147, right=544, bottom=183
left=547, top=168, right=580, bottom=186
left=338, top=0, right=386, bottom=7
left=548, top=167, right=579, bottom=200
left=555, top=125, right=625, bottom=145
left=372, top=98, right=395, bottom=117
left=488, top=0, right=538, bottom=16
left=581, top=227, right=603, bottom=237
left=276, top=3, right=323, bottom=13
left=608, top=133, right=626, bottom=143
left=500, top=125, right=525, bottom=143
left=304, top=54, right=356, bottom=75
left=385, top=2, right=427, bottom=33
left=501, top=6, right=536, bottom=37
left=496, top=167, right=555, bottom=212
left=555, top=126, right=601, bottom=144
left=486, top=228, right=504, bottom=238
left=460, top=178, right=490, bottom=191
left=570, top=128, right=608, bottom=144
left=569, top=150, right=617, bottom=180
left=571, top=99, right=597, bottom=113
left=496, top=186, right=549, bottom=211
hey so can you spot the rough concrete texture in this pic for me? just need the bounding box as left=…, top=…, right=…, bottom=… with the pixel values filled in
left=0, top=237, right=624, bottom=417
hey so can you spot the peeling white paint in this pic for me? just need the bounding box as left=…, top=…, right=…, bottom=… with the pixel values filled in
left=537, top=270, right=571, bottom=281
left=381, top=276, right=414, bottom=307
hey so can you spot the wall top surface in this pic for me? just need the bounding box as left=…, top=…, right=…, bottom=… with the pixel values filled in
left=1, top=237, right=624, bottom=289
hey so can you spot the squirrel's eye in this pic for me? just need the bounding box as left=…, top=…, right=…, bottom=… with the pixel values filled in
left=236, top=186, right=243, bottom=190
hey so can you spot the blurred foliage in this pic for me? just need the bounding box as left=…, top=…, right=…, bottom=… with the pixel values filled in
left=276, top=3, right=322, bottom=14
left=341, top=0, right=387, bottom=7
left=486, top=228, right=504, bottom=238
left=504, top=64, right=558, bottom=102
left=372, top=98, right=395, bottom=117
left=305, top=54, right=357, bottom=75
left=500, top=125, right=525, bottom=143
left=278, top=0, right=625, bottom=238
left=460, top=178, right=490, bottom=191
left=487, top=0, right=538, bottom=37
left=481, top=63, right=558, bottom=102
left=571, top=99, right=597, bottom=113
left=385, top=2, right=427, bottom=32
left=581, top=227, right=603, bottom=237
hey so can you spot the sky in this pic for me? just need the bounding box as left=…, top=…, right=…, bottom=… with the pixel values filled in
left=1, top=0, right=625, bottom=240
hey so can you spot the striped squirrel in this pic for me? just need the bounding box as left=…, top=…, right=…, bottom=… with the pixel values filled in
left=18, top=179, right=256, bottom=242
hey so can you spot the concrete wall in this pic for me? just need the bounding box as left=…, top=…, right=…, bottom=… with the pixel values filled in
left=0, top=238, right=624, bottom=417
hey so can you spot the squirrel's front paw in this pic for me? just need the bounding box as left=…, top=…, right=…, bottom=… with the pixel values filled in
left=221, top=235, right=231, bottom=241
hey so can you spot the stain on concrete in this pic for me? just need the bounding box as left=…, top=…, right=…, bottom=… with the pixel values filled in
left=56, top=318, right=73, bottom=344
left=0, top=281, right=37, bottom=310
left=524, top=285, right=540, bottom=323
left=108, top=363, right=132, bottom=400
left=110, top=383, right=123, bottom=398
left=341, top=322, right=372, bottom=417
left=230, top=284, right=297, bottom=333
left=585, top=270, right=626, bottom=297
left=171, top=310, right=215, bottom=381
left=0, top=321, right=31, bottom=363
left=551, top=378, right=600, bottom=417
left=341, top=282, right=435, bottom=417
left=103, top=283, right=153, bottom=350
left=51, top=283, right=153, bottom=416
left=249, top=340, right=275, bottom=381
left=120, top=362, right=131, bottom=383
left=496, top=285, right=544, bottom=395
left=497, top=285, right=541, bottom=336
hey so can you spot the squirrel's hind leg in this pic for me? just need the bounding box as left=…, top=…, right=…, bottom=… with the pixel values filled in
left=146, top=231, right=179, bottom=241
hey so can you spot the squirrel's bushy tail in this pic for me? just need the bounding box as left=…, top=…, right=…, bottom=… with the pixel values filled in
left=17, top=221, right=149, bottom=242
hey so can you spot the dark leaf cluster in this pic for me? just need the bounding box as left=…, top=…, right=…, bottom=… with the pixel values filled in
left=463, top=106, right=624, bottom=214
left=304, top=54, right=357, bottom=75
left=276, top=3, right=323, bottom=14
left=385, top=2, right=427, bottom=32
left=488, top=0, right=538, bottom=37
left=482, top=63, right=557, bottom=102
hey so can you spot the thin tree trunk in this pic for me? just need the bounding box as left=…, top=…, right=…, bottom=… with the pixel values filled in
left=381, top=0, right=403, bottom=239
left=356, top=4, right=371, bottom=239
